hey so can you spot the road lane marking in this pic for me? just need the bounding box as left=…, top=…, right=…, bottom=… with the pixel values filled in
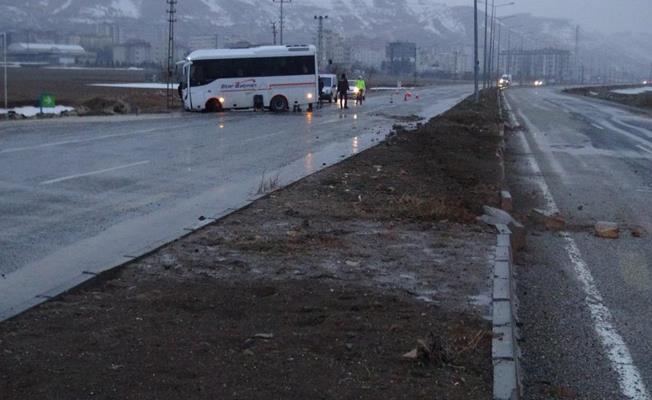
left=505, top=94, right=651, bottom=400
left=592, top=123, right=605, bottom=130
left=636, top=144, right=652, bottom=155
left=0, top=124, right=195, bottom=155
left=562, top=233, right=650, bottom=400
left=515, top=108, right=568, bottom=184
left=40, top=160, right=151, bottom=185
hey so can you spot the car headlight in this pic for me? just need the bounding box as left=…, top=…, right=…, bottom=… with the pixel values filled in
left=307, top=93, right=313, bottom=99
left=353, top=87, right=359, bottom=94
left=218, top=97, right=225, bottom=103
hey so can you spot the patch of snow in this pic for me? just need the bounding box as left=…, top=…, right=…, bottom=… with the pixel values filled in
left=111, top=0, right=140, bottom=18
left=88, top=83, right=170, bottom=89
left=0, top=106, right=75, bottom=118
left=53, top=0, right=73, bottom=14
left=81, top=5, right=109, bottom=18
left=611, top=87, right=652, bottom=95
left=199, top=0, right=222, bottom=13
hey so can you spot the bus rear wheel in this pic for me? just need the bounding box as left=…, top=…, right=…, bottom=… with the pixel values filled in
left=205, top=99, right=222, bottom=113
left=270, top=96, right=288, bottom=113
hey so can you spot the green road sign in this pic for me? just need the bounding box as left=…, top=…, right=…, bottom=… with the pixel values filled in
left=39, top=93, right=56, bottom=108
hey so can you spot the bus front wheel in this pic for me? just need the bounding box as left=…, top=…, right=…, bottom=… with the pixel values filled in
left=205, top=99, right=222, bottom=113
left=270, top=96, right=288, bottom=113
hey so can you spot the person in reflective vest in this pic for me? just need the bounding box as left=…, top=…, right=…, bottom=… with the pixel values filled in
left=355, top=76, right=366, bottom=105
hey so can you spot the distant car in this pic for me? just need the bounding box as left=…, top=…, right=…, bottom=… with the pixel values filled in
left=318, top=74, right=337, bottom=102
left=498, top=74, right=512, bottom=89
left=533, top=79, right=545, bottom=87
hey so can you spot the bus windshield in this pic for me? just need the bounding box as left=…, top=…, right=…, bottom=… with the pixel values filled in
left=189, top=55, right=316, bottom=87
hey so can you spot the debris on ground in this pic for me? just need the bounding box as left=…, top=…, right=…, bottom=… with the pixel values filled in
left=631, top=226, right=646, bottom=238
left=531, top=208, right=566, bottom=231
left=594, top=221, right=620, bottom=239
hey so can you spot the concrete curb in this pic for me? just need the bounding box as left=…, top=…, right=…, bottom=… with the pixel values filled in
left=493, top=90, right=521, bottom=400
left=492, top=222, right=521, bottom=400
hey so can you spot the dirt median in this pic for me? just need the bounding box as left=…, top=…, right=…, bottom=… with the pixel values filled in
left=0, top=89, right=502, bottom=400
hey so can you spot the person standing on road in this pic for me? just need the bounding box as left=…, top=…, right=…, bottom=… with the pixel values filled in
left=355, top=75, right=366, bottom=105
left=337, top=73, right=349, bottom=109
left=318, top=78, right=325, bottom=106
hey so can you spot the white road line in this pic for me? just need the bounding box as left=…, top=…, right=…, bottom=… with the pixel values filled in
left=592, top=123, right=605, bottom=130
left=0, top=124, right=192, bottom=155
left=562, top=234, right=650, bottom=400
left=40, top=160, right=151, bottom=185
left=636, top=145, right=652, bottom=155
left=504, top=94, right=651, bottom=400
left=514, top=108, right=568, bottom=184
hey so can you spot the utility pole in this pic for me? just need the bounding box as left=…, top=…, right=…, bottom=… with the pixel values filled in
left=474, top=0, right=480, bottom=102
left=1, top=32, right=7, bottom=118
left=487, top=0, right=495, bottom=86
left=271, top=21, right=278, bottom=45
left=574, top=25, right=580, bottom=83
left=496, top=22, right=501, bottom=79
left=273, top=0, right=292, bottom=45
left=314, top=15, right=328, bottom=67
left=506, top=29, right=511, bottom=75
left=483, top=0, right=488, bottom=88
left=166, top=0, right=177, bottom=110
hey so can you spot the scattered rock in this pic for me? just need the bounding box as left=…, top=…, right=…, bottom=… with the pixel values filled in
left=631, top=226, right=646, bottom=238
left=594, top=221, right=619, bottom=239
left=532, top=209, right=566, bottom=231
left=345, top=343, right=354, bottom=351
left=402, top=348, right=419, bottom=359
left=253, top=333, right=274, bottom=339
left=243, top=349, right=255, bottom=356
left=160, top=253, right=176, bottom=269
left=478, top=206, right=517, bottom=226
left=345, top=260, right=360, bottom=267
left=500, top=190, right=513, bottom=212
left=479, top=206, right=526, bottom=250
left=402, top=334, right=449, bottom=365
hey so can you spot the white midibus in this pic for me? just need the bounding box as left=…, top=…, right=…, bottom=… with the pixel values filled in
left=180, top=45, right=318, bottom=113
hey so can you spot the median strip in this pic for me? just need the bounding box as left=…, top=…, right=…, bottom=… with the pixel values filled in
left=2, top=90, right=504, bottom=399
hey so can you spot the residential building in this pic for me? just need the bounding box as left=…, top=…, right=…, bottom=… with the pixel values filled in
left=500, top=48, right=571, bottom=83
left=113, top=40, right=152, bottom=66
left=189, top=35, right=219, bottom=51
left=7, top=42, right=86, bottom=65
left=385, top=41, right=417, bottom=75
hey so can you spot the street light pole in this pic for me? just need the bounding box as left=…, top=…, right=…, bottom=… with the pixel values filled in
left=483, top=0, right=488, bottom=88
left=314, top=15, right=328, bottom=67
left=474, top=0, right=480, bottom=102
left=273, top=0, right=292, bottom=45
left=1, top=32, right=7, bottom=118
left=488, top=0, right=495, bottom=86
left=495, top=22, right=501, bottom=79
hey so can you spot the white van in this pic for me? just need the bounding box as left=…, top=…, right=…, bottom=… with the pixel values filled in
left=318, top=74, right=337, bottom=103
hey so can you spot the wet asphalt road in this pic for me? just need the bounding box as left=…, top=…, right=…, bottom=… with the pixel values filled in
left=505, top=87, right=652, bottom=399
left=0, top=84, right=472, bottom=318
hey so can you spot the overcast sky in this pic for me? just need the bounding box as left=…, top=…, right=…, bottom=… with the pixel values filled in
left=445, top=0, right=652, bottom=34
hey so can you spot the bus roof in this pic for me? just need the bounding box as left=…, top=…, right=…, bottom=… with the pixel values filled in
left=186, top=45, right=316, bottom=62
